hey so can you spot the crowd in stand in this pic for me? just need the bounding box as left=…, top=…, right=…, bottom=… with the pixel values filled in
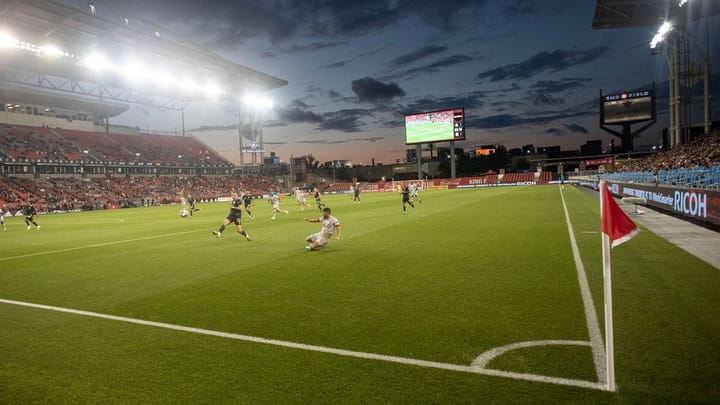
left=619, top=129, right=720, bottom=172
left=0, top=124, right=230, bottom=166
left=0, top=175, right=280, bottom=213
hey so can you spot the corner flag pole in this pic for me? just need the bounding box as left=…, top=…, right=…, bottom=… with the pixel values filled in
left=601, top=216, right=616, bottom=392
left=600, top=181, right=616, bottom=391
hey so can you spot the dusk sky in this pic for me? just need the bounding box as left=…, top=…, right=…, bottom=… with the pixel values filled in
left=59, top=0, right=720, bottom=165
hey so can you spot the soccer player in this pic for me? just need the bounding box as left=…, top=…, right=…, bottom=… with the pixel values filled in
left=211, top=191, right=250, bottom=240
left=23, top=202, right=40, bottom=230
left=313, top=188, right=326, bottom=211
left=401, top=185, right=415, bottom=215
left=269, top=191, right=289, bottom=220
left=353, top=182, right=360, bottom=203
left=294, top=187, right=307, bottom=211
left=349, top=184, right=355, bottom=201
left=241, top=191, right=255, bottom=219
left=410, top=182, right=422, bottom=204
left=0, top=204, right=7, bottom=231
left=304, top=207, right=341, bottom=251
left=187, top=194, right=201, bottom=216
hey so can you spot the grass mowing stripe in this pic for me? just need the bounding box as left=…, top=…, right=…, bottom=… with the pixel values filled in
left=559, top=186, right=607, bottom=386
left=0, top=229, right=205, bottom=261
left=0, top=297, right=607, bottom=392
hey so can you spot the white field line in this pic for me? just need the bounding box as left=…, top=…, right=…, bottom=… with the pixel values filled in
left=472, top=340, right=591, bottom=368
left=0, top=230, right=203, bottom=262
left=0, top=298, right=608, bottom=392
left=559, top=186, right=607, bottom=385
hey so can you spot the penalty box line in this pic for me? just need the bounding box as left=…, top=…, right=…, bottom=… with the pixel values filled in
left=0, top=297, right=607, bottom=391
left=0, top=229, right=205, bottom=262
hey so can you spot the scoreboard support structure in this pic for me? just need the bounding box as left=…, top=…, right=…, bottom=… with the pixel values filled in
left=599, top=83, right=657, bottom=153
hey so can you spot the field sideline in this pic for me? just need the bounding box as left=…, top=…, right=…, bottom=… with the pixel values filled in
left=1, top=186, right=719, bottom=403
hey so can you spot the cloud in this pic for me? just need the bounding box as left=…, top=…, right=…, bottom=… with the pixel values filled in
left=277, top=107, right=324, bottom=124
left=468, top=109, right=595, bottom=129
left=386, top=55, right=478, bottom=80
left=403, top=91, right=486, bottom=113
left=102, top=0, right=488, bottom=48
left=317, top=108, right=369, bottom=132
left=277, top=41, right=348, bottom=53
left=544, top=128, right=566, bottom=136
left=477, top=46, right=609, bottom=81
left=351, top=77, right=406, bottom=103
left=564, top=123, right=588, bottom=133
left=533, top=94, right=564, bottom=106
left=530, top=78, right=593, bottom=94
left=502, top=0, right=537, bottom=17
left=390, top=46, right=447, bottom=67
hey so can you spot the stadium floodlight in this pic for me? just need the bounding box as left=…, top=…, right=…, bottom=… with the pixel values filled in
left=39, top=44, right=64, bottom=58
left=0, top=31, right=18, bottom=49
left=650, top=21, right=672, bottom=49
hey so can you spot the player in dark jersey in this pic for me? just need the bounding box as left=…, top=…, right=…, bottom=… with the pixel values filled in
left=211, top=191, right=250, bottom=240
left=353, top=183, right=360, bottom=203
left=241, top=191, right=255, bottom=219
left=187, top=194, right=200, bottom=216
left=23, top=202, right=40, bottom=230
left=401, top=185, right=415, bottom=215
left=313, top=188, right=326, bottom=211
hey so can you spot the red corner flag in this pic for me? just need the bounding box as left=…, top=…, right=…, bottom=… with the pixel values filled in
left=601, top=182, right=639, bottom=248
left=599, top=181, right=640, bottom=392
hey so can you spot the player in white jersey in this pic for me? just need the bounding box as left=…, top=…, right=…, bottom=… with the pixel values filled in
left=410, top=182, right=422, bottom=204
left=304, top=207, right=341, bottom=250
left=0, top=204, right=7, bottom=231
left=269, top=191, right=289, bottom=219
left=295, top=188, right=307, bottom=211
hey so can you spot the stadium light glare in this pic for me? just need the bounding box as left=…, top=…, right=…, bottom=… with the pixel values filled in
left=120, top=61, right=145, bottom=82
left=0, top=31, right=18, bottom=49
left=149, top=70, right=173, bottom=87
left=83, top=52, right=112, bottom=72
left=650, top=21, right=672, bottom=49
left=679, top=0, right=689, bottom=7
left=180, top=77, right=199, bottom=93
left=242, top=93, right=273, bottom=109
left=39, top=44, right=64, bottom=58
left=203, top=82, right=223, bottom=99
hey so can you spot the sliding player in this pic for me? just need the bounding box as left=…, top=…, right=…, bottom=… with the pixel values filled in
left=211, top=191, right=250, bottom=240
left=304, top=207, right=341, bottom=251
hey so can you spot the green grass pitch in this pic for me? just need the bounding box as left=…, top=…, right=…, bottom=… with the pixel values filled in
left=405, top=121, right=454, bottom=144
left=1, top=186, right=719, bottom=403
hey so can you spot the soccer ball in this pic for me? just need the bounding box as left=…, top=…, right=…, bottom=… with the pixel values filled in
left=180, top=209, right=189, bottom=217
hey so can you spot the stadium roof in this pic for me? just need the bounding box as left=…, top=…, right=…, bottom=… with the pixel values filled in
left=0, top=0, right=287, bottom=105
left=0, top=82, right=129, bottom=117
left=592, top=0, right=720, bottom=29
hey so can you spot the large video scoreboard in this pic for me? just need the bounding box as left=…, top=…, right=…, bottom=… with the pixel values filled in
left=601, top=89, right=655, bottom=125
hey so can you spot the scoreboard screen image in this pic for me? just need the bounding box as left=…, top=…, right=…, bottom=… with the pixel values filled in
left=601, top=90, right=654, bottom=124
left=405, top=108, right=465, bottom=145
